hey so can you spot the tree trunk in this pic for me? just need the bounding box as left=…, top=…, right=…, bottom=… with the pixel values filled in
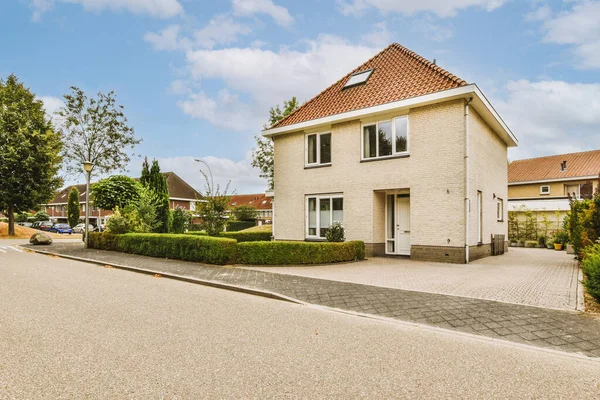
left=7, top=204, right=15, bottom=237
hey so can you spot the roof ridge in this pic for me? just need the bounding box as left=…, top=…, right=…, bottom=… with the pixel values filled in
left=510, top=148, right=600, bottom=163
left=269, top=42, right=466, bottom=129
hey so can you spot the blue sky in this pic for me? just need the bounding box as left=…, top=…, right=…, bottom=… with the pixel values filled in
left=2, top=0, right=599, bottom=193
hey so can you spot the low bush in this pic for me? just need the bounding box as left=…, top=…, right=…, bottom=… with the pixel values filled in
left=525, top=240, right=538, bottom=248
left=582, top=244, right=600, bottom=302
left=226, top=221, right=255, bottom=232
left=325, top=222, right=345, bottom=242
left=235, top=240, right=365, bottom=265
left=188, top=224, right=204, bottom=231
left=88, top=232, right=236, bottom=265
left=221, top=230, right=272, bottom=242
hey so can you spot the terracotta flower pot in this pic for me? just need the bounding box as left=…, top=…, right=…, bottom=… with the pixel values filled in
left=554, top=243, right=563, bottom=251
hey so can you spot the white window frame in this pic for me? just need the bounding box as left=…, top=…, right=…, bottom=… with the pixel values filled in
left=305, top=132, right=332, bottom=167
left=565, top=184, right=581, bottom=199
left=477, top=191, right=483, bottom=243
left=361, top=115, right=409, bottom=160
left=496, top=198, right=503, bottom=222
left=305, top=193, right=343, bottom=239
left=540, top=185, right=550, bottom=195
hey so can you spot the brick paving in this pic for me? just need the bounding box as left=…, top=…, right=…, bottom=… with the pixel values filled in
left=24, top=243, right=600, bottom=358
left=244, top=248, right=581, bottom=311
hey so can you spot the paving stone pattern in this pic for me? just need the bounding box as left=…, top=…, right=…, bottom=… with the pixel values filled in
left=28, top=243, right=600, bottom=359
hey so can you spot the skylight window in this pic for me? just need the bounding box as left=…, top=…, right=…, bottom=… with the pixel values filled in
left=344, top=69, right=373, bottom=89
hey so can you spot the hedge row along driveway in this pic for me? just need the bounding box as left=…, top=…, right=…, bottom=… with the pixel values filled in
left=88, top=233, right=365, bottom=265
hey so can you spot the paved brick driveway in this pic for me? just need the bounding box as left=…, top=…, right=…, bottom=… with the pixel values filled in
left=243, top=248, right=581, bottom=311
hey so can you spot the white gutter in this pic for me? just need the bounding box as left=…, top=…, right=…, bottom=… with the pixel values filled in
left=464, top=98, right=473, bottom=264
left=261, top=84, right=518, bottom=148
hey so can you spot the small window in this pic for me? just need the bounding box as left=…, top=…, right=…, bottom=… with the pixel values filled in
left=540, top=185, right=550, bottom=195
left=496, top=198, right=503, bottom=222
left=306, top=132, right=332, bottom=166
left=306, top=195, right=343, bottom=239
left=363, top=116, right=409, bottom=160
left=344, top=69, right=373, bottom=88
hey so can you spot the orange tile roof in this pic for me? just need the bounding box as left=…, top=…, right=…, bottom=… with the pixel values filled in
left=229, top=193, right=272, bottom=210
left=509, top=150, right=600, bottom=183
left=273, top=43, right=467, bottom=128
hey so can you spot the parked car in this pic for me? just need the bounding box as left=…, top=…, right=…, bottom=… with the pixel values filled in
left=16, top=222, right=33, bottom=227
left=38, top=221, right=54, bottom=231
left=72, top=223, right=96, bottom=233
left=49, top=223, right=73, bottom=234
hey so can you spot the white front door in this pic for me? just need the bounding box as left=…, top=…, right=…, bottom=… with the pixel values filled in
left=385, top=194, right=411, bottom=255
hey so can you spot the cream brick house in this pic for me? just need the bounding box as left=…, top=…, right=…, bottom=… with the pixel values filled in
left=262, top=43, right=518, bottom=263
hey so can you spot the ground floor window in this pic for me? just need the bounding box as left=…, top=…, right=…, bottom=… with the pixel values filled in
left=306, top=194, right=343, bottom=239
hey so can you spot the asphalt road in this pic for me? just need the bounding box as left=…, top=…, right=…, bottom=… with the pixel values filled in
left=1, top=241, right=600, bottom=399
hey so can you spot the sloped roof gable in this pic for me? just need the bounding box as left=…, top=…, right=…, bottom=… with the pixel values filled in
left=509, top=150, right=600, bottom=183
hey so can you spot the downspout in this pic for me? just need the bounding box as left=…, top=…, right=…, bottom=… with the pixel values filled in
left=464, top=97, right=473, bottom=263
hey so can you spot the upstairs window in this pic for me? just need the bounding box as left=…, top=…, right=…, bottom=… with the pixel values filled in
left=497, top=198, right=504, bottom=222
left=344, top=69, right=373, bottom=89
left=363, top=116, right=409, bottom=160
left=306, top=132, right=331, bottom=166
left=540, top=185, right=550, bottom=195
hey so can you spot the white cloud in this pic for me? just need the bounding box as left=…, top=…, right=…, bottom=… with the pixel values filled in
left=360, top=21, right=392, bottom=47
left=144, top=25, right=189, bottom=51
left=539, top=1, right=600, bottom=69
left=183, top=35, right=380, bottom=123
left=232, top=0, right=294, bottom=27
left=495, top=80, right=600, bottom=160
left=193, top=15, right=252, bottom=49
left=525, top=4, right=551, bottom=22
left=31, top=0, right=183, bottom=21
left=128, top=155, right=267, bottom=194
left=412, top=15, right=454, bottom=41
left=39, top=95, right=64, bottom=118
left=337, top=0, right=507, bottom=18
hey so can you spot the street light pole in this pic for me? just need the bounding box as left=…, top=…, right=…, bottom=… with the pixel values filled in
left=83, top=161, right=93, bottom=248
left=194, top=158, right=214, bottom=196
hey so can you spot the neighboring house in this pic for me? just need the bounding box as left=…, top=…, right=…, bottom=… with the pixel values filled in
left=261, top=43, right=518, bottom=263
left=508, top=149, right=600, bottom=226
left=42, top=172, right=201, bottom=225
left=229, top=193, right=273, bottom=225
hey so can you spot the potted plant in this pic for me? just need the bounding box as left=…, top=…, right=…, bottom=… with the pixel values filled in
left=553, top=230, right=568, bottom=250
left=546, top=239, right=554, bottom=249
left=538, top=235, right=546, bottom=248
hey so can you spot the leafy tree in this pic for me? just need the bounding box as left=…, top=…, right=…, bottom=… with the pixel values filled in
left=252, top=97, right=300, bottom=190
left=232, top=205, right=257, bottom=221
left=67, top=187, right=80, bottom=227
left=123, top=187, right=160, bottom=233
left=0, top=74, right=63, bottom=236
left=171, top=207, right=191, bottom=234
left=34, top=211, right=50, bottom=222
left=91, top=175, right=142, bottom=211
left=144, top=159, right=171, bottom=233
left=15, top=212, right=30, bottom=223
left=56, top=86, right=140, bottom=178
left=197, top=175, right=233, bottom=236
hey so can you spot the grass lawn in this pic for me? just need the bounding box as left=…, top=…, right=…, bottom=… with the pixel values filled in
left=239, top=225, right=272, bottom=233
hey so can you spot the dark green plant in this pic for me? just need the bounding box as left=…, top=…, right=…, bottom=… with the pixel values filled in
left=146, top=159, right=171, bottom=233
left=123, top=187, right=160, bottom=233
left=226, top=221, right=255, bottom=232
left=232, top=205, right=258, bottom=222
left=0, top=74, right=63, bottom=236
left=553, top=229, right=569, bottom=246
left=106, top=207, right=129, bottom=234
left=582, top=244, right=600, bottom=302
left=91, top=175, right=142, bottom=211
left=67, top=187, right=80, bottom=227
left=15, top=212, right=30, bottom=223
left=171, top=208, right=190, bottom=234
left=198, top=176, right=233, bottom=237
left=34, top=211, right=50, bottom=222
left=140, top=156, right=150, bottom=186
left=325, top=222, right=345, bottom=242
left=221, top=230, right=272, bottom=242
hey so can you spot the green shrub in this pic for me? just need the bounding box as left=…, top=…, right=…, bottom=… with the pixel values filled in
left=186, top=231, right=207, bottom=236
left=325, top=222, right=345, bottom=242
left=582, top=244, right=600, bottom=302
left=188, top=224, right=204, bottom=231
left=525, top=240, right=538, bottom=248
left=235, top=240, right=365, bottom=265
left=88, top=232, right=237, bottom=265
left=106, top=208, right=129, bottom=234
left=221, top=231, right=272, bottom=242
left=226, top=221, right=255, bottom=232
left=171, top=208, right=190, bottom=234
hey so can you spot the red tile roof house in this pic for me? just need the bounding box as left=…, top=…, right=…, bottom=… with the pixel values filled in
left=261, top=43, right=518, bottom=263
left=228, top=193, right=273, bottom=225
left=41, top=172, right=202, bottom=226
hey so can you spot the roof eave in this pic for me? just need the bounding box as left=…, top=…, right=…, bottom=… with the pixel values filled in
left=261, top=84, right=518, bottom=148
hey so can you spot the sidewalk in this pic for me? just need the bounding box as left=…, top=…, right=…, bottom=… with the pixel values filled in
left=24, top=242, right=600, bottom=359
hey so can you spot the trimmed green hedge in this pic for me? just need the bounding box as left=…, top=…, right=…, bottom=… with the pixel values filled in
left=226, top=221, right=255, bottom=232
left=583, top=244, right=600, bottom=302
left=221, top=231, right=272, bottom=242
left=185, top=230, right=271, bottom=242
left=236, top=240, right=365, bottom=265
left=88, top=232, right=236, bottom=265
